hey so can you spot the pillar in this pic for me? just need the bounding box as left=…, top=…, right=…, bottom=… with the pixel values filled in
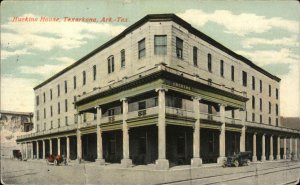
left=289, top=138, right=293, bottom=159
left=96, top=106, right=105, bottom=165
left=57, top=138, right=61, bottom=156
left=252, top=133, right=257, bottom=162
left=49, top=139, right=52, bottom=155
left=36, top=141, right=39, bottom=159
left=240, top=110, right=246, bottom=152
left=31, top=142, right=34, bottom=159
left=283, top=137, right=287, bottom=159
left=25, top=143, right=28, bottom=159
left=120, top=98, right=132, bottom=167
left=66, top=136, right=70, bottom=161
left=155, top=88, right=169, bottom=170
left=294, top=138, right=298, bottom=160
left=191, top=96, right=202, bottom=167
left=276, top=136, right=281, bottom=160
left=77, top=130, right=82, bottom=163
left=269, top=135, right=274, bottom=160
left=217, top=104, right=226, bottom=164
left=261, top=134, right=266, bottom=161
left=42, top=140, right=46, bottom=159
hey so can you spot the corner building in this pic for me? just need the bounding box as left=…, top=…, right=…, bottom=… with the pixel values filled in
left=17, top=14, right=300, bottom=169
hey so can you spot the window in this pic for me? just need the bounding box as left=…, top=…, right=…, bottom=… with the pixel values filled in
left=108, top=109, right=115, bottom=116
left=276, top=88, right=279, bottom=100
left=269, top=102, right=271, bottom=114
left=44, top=108, right=46, bottom=119
left=231, top=110, right=235, bottom=118
left=36, top=96, right=39, bottom=106
left=83, top=71, right=86, bottom=85
left=242, top=71, right=247, bottom=87
left=207, top=53, right=212, bottom=72
left=74, top=114, right=78, bottom=124
left=252, top=113, right=255, bottom=122
left=57, top=84, right=60, bottom=97
left=65, top=99, right=68, bottom=112
left=231, top=65, right=235, bottom=81
left=121, top=49, right=125, bottom=68
left=108, top=56, right=114, bottom=74
left=260, top=115, right=262, bottom=123
left=50, top=121, right=53, bottom=129
left=260, top=98, right=262, bottom=111
left=138, top=101, right=146, bottom=110
left=36, top=124, right=40, bottom=132
left=44, top=122, right=46, bottom=131
left=65, top=116, right=68, bottom=126
left=83, top=113, right=87, bottom=122
left=252, top=76, right=255, bottom=90
left=74, top=96, right=77, bottom=109
left=58, top=102, right=60, bottom=114
left=50, top=89, right=52, bottom=100
left=154, top=35, right=167, bottom=55
left=268, top=117, right=271, bottom=125
left=260, top=80, right=262, bottom=93
left=43, top=93, right=46, bottom=103
left=276, top=104, right=278, bottom=116
left=36, top=110, right=39, bottom=121
left=220, top=60, right=224, bottom=77
left=93, top=65, right=96, bottom=81
left=73, top=76, right=76, bottom=89
left=176, top=37, right=183, bottom=59
left=58, top=118, right=60, bottom=128
left=50, top=106, right=53, bottom=117
left=252, top=96, right=255, bottom=109
left=269, top=85, right=271, bottom=97
left=276, top=118, right=279, bottom=126
left=64, top=80, right=67, bottom=93
left=193, top=47, right=198, bottom=66
left=138, top=38, right=146, bottom=59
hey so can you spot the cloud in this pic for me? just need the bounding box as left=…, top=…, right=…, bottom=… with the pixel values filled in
left=177, top=9, right=298, bottom=36
left=1, top=13, right=127, bottom=54
left=1, top=49, right=32, bottom=60
left=1, top=76, right=37, bottom=112
left=236, top=48, right=299, bottom=66
left=241, top=36, right=300, bottom=49
left=279, top=63, right=300, bottom=117
left=18, top=57, right=75, bottom=78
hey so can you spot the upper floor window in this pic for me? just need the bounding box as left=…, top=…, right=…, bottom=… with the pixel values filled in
left=220, top=60, right=224, bottom=77
left=276, top=104, right=278, bottom=116
left=36, top=96, right=39, bottom=106
left=58, top=118, right=60, bottom=128
left=242, top=71, right=247, bottom=87
left=176, top=37, right=183, bottom=59
left=231, top=65, right=234, bottom=81
left=260, top=80, right=262, bottom=93
left=121, top=49, right=125, bottom=68
left=108, top=55, right=114, bottom=74
left=260, top=115, right=262, bottom=123
left=36, top=110, right=39, bottom=121
left=193, top=47, right=198, bottom=66
left=74, top=96, right=77, bottom=109
left=269, top=85, right=271, bottom=97
left=50, top=106, right=53, bottom=117
left=154, top=35, right=167, bottom=55
left=252, top=76, right=255, bottom=90
left=82, top=71, right=86, bottom=85
left=276, top=118, right=279, bottom=126
left=65, top=99, right=68, bottom=112
left=73, top=76, right=77, bottom=89
left=65, top=116, right=68, bottom=126
left=93, top=65, right=96, bottom=81
left=50, top=89, right=52, bottom=100
left=252, top=96, right=255, bottom=109
left=57, top=84, right=60, bottom=97
left=269, top=102, right=271, bottom=114
left=207, top=53, right=212, bottom=72
left=58, top=102, right=60, bottom=114
left=138, top=38, right=146, bottom=59
left=43, top=92, right=46, bottom=103
left=276, top=88, right=279, bottom=100
left=268, top=117, right=271, bottom=125
left=260, top=98, right=262, bottom=111
left=43, top=108, right=46, bottom=119
left=252, top=113, right=255, bottom=122
left=64, top=80, right=67, bottom=93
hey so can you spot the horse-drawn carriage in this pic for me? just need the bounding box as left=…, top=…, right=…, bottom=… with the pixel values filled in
left=46, top=154, right=67, bottom=166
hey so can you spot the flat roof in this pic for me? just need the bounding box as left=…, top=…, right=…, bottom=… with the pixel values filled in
left=34, top=13, right=280, bottom=90
left=0, top=110, right=33, bottom=116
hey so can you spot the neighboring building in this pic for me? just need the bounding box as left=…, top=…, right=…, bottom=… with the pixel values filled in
left=1, top=110, right=33, bottom=158
left=17, top=14, right=299, bottom=169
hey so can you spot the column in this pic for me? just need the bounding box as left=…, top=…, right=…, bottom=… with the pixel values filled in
left=240, top=110, right=246, bottom=153
left=31, top=142, right=34, bottom=159
left=49, top=139, right=52, bottom=155
left=42, top=140, right=46, bottom=159
left=120, top=98, right=132, bottom=167
left=252, top=132, right=257, bottom=162
left=191, top=96, right=202, bottom=167
left=36, top=141, right=39, bottom=159
left=66, top=136, right=70, bottom=161
left=294, top=138, right=298, bottom=160
left=24, top=143, right=28, bottom=159
left=261, top=134, right=266, bottom=161
left=77, top=129, right=82, bottom=163
left=57, top=138, right=61, bottom=156
left=217, top=104, right=226, bottom=164
left=289, top=138, right=293, bottom=159
left=96, top=106, right=105, bottom=165
left=276, top=136, right=281, bottom=160
left=283, top=137, right=287, bottom=159
left=155, top=88, right=169, bottom=170
left=269, top=135, right=274, bottom=160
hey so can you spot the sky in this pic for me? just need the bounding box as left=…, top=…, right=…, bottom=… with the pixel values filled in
left=1, top=0, right=299, bottom=117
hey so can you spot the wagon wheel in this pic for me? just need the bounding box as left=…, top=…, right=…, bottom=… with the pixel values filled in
left=54, top=159, right=58, bottom=166
left=233, top=160, right=239, bottom=167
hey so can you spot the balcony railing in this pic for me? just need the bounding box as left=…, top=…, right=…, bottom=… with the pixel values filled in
left=225, top=117, right=242, bottom=125
left=101, top=114, right=123, bottom=123
left=200, top=112, right=221, bottom=122
left=127, top=106, right=158, bottom=119
left=80, top=120, right=96, bottom=128
left=165, top=107, right=194, bottom=118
